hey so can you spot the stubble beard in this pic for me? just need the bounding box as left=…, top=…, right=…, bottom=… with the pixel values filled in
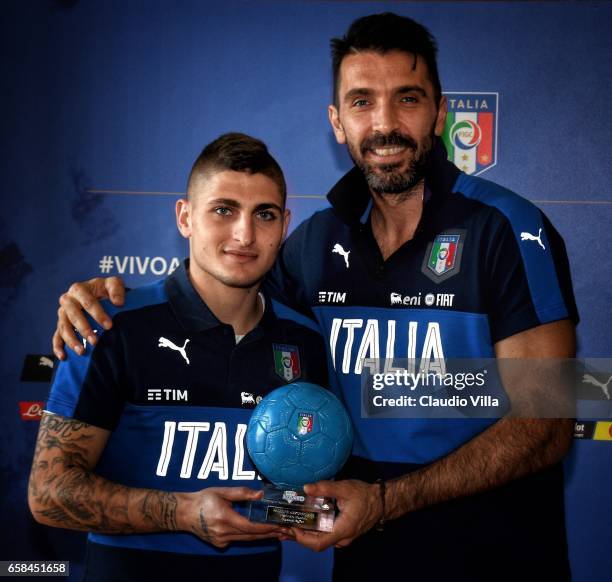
left=348, top=130, right=434, bottom=200
left=208, top=266, right=265, bottom=290
left=214, top=273, right=263, bottom=289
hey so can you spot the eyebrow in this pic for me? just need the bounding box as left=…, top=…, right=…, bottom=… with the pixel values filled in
left=254, top=203, right=284, bottom=213
left=396, top=85, right=427, bottom=97
left=208, top=198, right=241, bottom=208
left=207, top=198, right=283, bottom=213
left=343, top=88, right=373, bottom=102
left=343, top=84, right=427, bottom=102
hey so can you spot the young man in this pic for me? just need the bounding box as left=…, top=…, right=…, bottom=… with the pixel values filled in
left=52, top=13, right=578, bottom=581
left=29, top=133, right=327, bottom=581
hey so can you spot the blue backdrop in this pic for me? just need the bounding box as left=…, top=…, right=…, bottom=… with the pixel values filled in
left=1, top=1, right=611, bottom=580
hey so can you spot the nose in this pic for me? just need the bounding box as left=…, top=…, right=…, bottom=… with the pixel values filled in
left=233, top=215, right=255, bottom=246
left=372, top=101, right=399, bottom=134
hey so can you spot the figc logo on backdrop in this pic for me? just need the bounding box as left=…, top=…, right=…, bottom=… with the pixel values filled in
left=441, top=92, right=498, bottom=175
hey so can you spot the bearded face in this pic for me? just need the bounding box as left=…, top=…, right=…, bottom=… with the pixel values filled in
left=347, top=128, right=435, bottom=196
left=329, top=51, right=447, bottom=199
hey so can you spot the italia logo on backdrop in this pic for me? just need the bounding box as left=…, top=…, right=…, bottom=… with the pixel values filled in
left=273, top=344, right=301, bottom=381
left=442, top=92, right=498, bottom=175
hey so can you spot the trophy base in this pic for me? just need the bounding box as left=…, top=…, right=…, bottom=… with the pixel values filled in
left=249, top=484, right=336, bottom=532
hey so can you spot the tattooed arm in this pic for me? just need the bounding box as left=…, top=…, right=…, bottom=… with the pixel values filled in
left=28, top=412, right=286, bottom=548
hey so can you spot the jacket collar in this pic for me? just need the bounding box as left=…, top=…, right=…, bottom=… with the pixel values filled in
left=164, top=259, right=276, bottom=333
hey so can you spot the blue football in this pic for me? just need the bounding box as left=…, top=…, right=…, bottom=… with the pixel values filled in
left=246, top=382, right=353, bottom=489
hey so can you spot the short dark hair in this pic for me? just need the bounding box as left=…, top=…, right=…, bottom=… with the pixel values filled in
left=187, top=132, right=286, bottom=205
left=331, top=12, right=441, bottom=106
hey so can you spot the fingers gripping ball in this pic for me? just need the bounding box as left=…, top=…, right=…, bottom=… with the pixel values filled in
left=246, top=382, right=353, bottom=489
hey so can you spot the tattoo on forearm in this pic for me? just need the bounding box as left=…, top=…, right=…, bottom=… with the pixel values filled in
left=189, top=507, right=211, bottom=541
left=29, top=414, right=176, bottom=535
left=29, top=415, right=92, bottom=503
left=42, top=414, right=91, bottom=439
left=39, top=505, right=88, bottom=530
left=141, top=491, right=178, bottom=531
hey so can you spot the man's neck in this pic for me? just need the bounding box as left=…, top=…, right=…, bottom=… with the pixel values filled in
left=370, top=180, right=425, bottom=261
left=187, top=268, right=263, bottom=336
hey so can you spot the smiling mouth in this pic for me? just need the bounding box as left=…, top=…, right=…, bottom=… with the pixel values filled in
left=371, top=146, right=407, bottom=157
left=224, top=250, right=259, bottom=262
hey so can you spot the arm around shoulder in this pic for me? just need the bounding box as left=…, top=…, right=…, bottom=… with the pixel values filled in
left=53, top=276, right=127, bottom=360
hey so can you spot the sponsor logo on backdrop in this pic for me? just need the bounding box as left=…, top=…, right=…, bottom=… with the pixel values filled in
left=578, top=366, right=612, bottom=401
left=442, top=92, right=498, bottom=175
left=582, top=373, right=612, bottom=400
left=573, top=421, right=612, bottom=441
left=98, top=256, right=180, bottom=275
left=20, top=355, right=56, bottom=382
left=573, top=421, right=596, bottom=440
left=39, top=356, right=54, bottom=368
left=20, top=401, right=45, bottom=421
left=594, top=421, right=612, bottom=441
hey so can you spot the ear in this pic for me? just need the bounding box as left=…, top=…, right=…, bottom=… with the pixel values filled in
left=281, top=208, right=291, bottom=242
left=434, top=95, right=448, bottom=137
left=328, top=104, right=346, bottom=144
left=176, top=198, right=192, bottom=239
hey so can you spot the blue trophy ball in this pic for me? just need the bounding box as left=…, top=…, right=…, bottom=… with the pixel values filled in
left=246, top=382, right=354, bottom=489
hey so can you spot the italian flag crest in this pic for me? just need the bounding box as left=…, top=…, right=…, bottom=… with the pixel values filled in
left=441, top=92, right=498, bottom=175
left=273, top=343, right=301, bottom=381
left=428, top=234, right=460, bottom=276
left=297, top=412, right=313, bottom=435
